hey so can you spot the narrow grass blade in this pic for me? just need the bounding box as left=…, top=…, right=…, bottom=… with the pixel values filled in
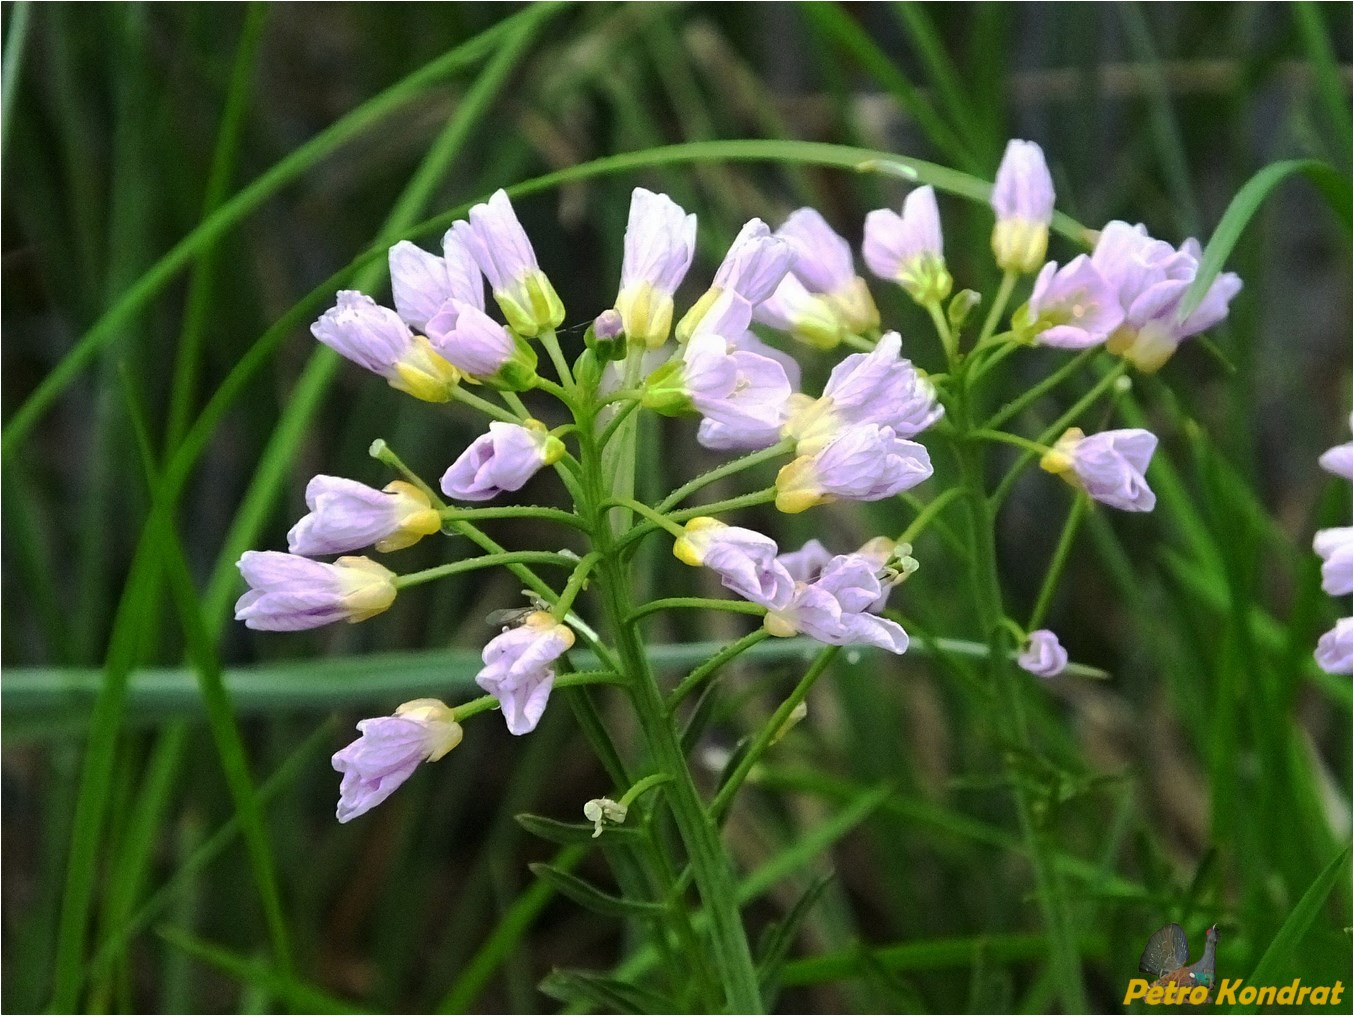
left=1176, top=158, right=1351, bottom=324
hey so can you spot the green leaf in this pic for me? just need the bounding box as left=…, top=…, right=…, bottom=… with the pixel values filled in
left=515, top=813, right=642, bottom=846
left=756, top=872, right=835, bottom=1003
left=538, top=968, right=673, bottom=1014
left=527, top=863, right=666, bottom=921
left=1176, top=159, right=1352, bottom=324
left=1233, top=844, right=1352, bottom=1013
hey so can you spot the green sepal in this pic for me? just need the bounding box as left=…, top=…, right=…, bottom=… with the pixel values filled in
left=640, top=359, right=693, bottom=416
left=947, top=289, right=981, bottom=335
left=482, top=334, right=540, bottom=391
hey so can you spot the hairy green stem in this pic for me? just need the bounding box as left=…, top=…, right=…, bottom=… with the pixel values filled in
left=667, top=629, right=771, bottom=711
left=577, top=400, right=763, bottom=1012
left=1027, top=494, right=1089, bottom=632
left=954, top=390, right=1086, bottom=1011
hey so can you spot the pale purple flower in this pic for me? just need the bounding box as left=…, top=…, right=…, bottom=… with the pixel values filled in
left=388, top=232, right=484, bottom=333
left=863, top=186, right=951, bottom=304
left=592, top=308, right=624, bottom=342
left=614, top=188, right=697, bottom=347
left=673, top=518, right=795, bottom=607
left=765, top=554, right=909, bottom=653
left=312, top=291, right=459, bottom=402
left=287, top=476, right=440, bottom=556
left=1026, top=255, right=1125, bottom=349
left=440, top=421, right=562, bottom=502
left=451, top=189, right=564, bottom=336
left=235, top=551, right=397, bottom=631
left=1314, top=527, right=1354, bottom=597
left=685, top=329, right=792, bottom=434
left=990, top=139, right=1055, bottom=274
left=476, top=612, right=575, bottom=735
left=675, top=219, right=796, bottom=342
left=754, top=273, right=849, bottom=350
left=817, top=331, right=943, bottom=439
left=713, top=219, right=796, bottom=304
left=331, top=699, right=462, bottom=822
left=776, top=209, right=879, bottom=334
left=1319, top=441, right=1353, bottom=480
left=1042, top=427, right=1158, bottom=512
left=729, top=330, right=802, bottom=391
left=776, top=539, right=833, bottom=583
left=1018, top=630, right=1069, bottom=678
left=778, top=208, right=859, bottom=296
left=425, top=299, right=528, bottom=380
left=1316, top=617, right=1353, bottom=674
left=1091, top=221, right=1242, bottom=372
left=776, top=425, right=933, bottom=513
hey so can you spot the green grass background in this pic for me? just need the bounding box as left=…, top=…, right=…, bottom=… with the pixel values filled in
left=2, top=2, right=1351, bottom=1012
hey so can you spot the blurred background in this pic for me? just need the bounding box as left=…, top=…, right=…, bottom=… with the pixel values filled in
left=3, top=2, right=1351, bottom=1012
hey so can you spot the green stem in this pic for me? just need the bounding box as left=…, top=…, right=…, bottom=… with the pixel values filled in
left=554, top=552, right=602, bottom=620
left=451, top=384, right=520, bottom=423
left=925, top=298, right=956, bottom=361
left=982, top=346, right=1099, bottom=431
left=628, top=597, right=767, bottom=625
left=954, top=391, right=1087, bottom=1012
left=500, top=390, right=531, bottom=418
left=576, top=404, right=763, bottom=1012
left=438, top=504, right=589, bottom=531
left=710, top=647, right=839, bottom=823
left=606, top=497, right=686, bottom=538
left=394, top=551, right=577, bottom=589
left=618, top=772, right=675, bottom=809
left=989, top=361, right=1128, bottom=511
left=598, top=396, right=643, bottom=449
left=532, top=376, right=571, bottom=402
left=899, top=487, right=965, bottom=545
left=539, top=329, right=576, bottom=393
left=1027, top=494, right=1089, bottom=632
left=453, top=669, right=624, bottom=722
left=655, top=440, right=793, bottom=513
left=618, top=488, right=779, bottom=557
left=975, top=269, right=1018, bottom=350
left=970, top=429, right=1051, bottom=457
left=667, top=629, right=771, bottom=711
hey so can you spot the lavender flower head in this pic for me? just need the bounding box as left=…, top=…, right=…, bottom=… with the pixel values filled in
left=1018, top=630, right=1069, bottom=678
left=775, top=424, right=933, bottom=514
left=676, top=218, right=795, bottom=342
left=476, top=611, right=575, bottom=735
left=1314, top=527, right=1354, bottom=597
left=331, top=698, right=462, bottom=822
left=451, top=189, right=564, bottom=337
left=673, top=517, right=795, bottom=606
left=441, top=420, right=564, bottom=502
left=764, top=553, right=910, bottom=654
left=425, top=300, right=537, bottom=389
left=753, top=274, right=851, bottom=350
left=235, top=551, right=397, bottom=631
left=1316, top=617, right=1353, bottom=675
left=863, top=186, right=952, bottom=305
left=312, top=291, right=459, bottom=403
left=287, top=476, right=441, bottom=556
left=1041, top=427, right=1158, bottom=512
left=388, top=231, right=484, bottom=333
left=990, top=139, right=1055, bottom=274
left=1319, top=437, right=1354, bottom=480
left=614, top=188, right=697, bottom=347
left=1092, top=221, right=1242, bottom=373
left=1022, top=255, right=1125, bottom=349
left=776, top=208, right=880, bottom=335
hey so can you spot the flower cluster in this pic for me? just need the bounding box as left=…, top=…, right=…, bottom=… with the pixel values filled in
left=674, top=520, right=912, bottom=652
left=1315, top=425, right=1353, bottom=675
left=234, top=137, right=1248, bottom=831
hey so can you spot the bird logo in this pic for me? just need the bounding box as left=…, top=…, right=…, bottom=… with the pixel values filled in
left=1139, top=923, right=1219, bottom=1000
